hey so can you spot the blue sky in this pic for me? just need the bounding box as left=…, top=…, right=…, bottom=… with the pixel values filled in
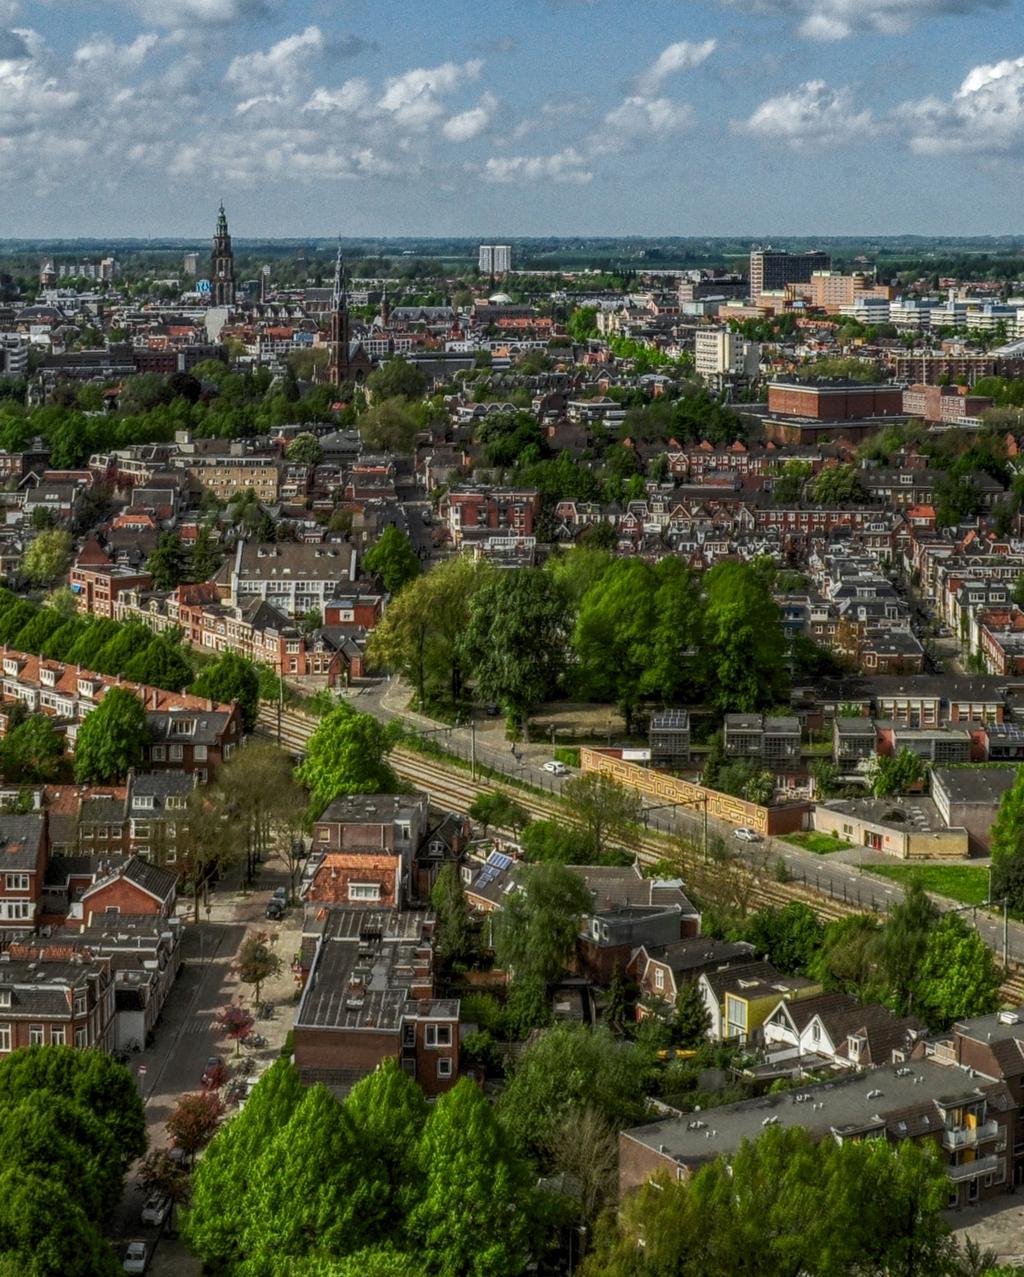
left=1, top=0, right=1022, bottom=237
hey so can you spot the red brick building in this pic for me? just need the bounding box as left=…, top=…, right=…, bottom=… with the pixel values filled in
left=767, top=381, right=904, bottom=421
left=308, top=794, right=429, bottom=908
left=0, top=951, right=115, bottom=1054
left=292, top=906, right=459, bottom=1096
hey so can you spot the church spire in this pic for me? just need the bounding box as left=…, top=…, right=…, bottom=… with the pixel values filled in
left=211, top=203, right=235, bottom=307
left=331, top=246, right=347, bottom=314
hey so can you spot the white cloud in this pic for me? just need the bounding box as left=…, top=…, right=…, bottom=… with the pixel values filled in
left=303, top=79, right=372, bottom=115
left=719, top=0, right=1004, bottom=40
left=377, top=58, right=483, bottom=129
left=897, top=55, right=1024, bottom=154
left=0, top=31, right=79, bottom=138
left=443, top=92, right=497, bottom=142
left=635, top=38, right=716, bottom=94
left=738, top=79, right=873, bottom=147
left=225, top=25, right=322, bottom=95
left=597, top=94, right=694, bottom=151
left=74, top=33, right=159, bottom=71
left=483, top=147, right=592, bottom=183
left=130, top=0, right=271, bottom=27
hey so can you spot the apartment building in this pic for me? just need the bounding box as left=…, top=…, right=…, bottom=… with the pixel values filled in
left=0, top=950, right=116, bottom=1054
left=749, top=249, right=831, bottom=299
left=694, top=328, right=760, bottom=391
left=218, top=541, right=359, bottom=619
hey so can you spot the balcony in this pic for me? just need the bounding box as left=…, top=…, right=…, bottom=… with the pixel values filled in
left=942, top=1121, right=999, bottom=1151
left=947, top=1154, right=1001, bottom=1182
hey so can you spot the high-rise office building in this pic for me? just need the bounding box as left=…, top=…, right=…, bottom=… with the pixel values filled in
left=183, top=252, right=199, bottom=276
left=749, top=247, right=831, bottom=299
left=479, top=244, right=512, bottom=275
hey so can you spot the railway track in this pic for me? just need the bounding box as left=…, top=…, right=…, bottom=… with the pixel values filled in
left=258, top=705, right=1024, bottom=1001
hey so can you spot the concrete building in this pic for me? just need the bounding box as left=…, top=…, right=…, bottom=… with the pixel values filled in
left=749, top=248, right=831, bottom=299
left=478, top=244, right=512, bottom=274
left=694, top=328, right=760, bottom=392
left=930, top=766, right=1018, bottom=854
left=812, top=798, right=969, bottom=860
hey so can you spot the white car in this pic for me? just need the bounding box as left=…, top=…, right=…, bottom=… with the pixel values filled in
left=141, top=1193, right=170, bottom=1227
left=733, top=827, right=762, bottom=843
left=542, top=760, right=568, bottom=776
left=123, top=1241, right=148, bottom=1275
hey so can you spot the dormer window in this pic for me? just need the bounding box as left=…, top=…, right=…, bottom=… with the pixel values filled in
left=40, top=668, right=58, bottom=687
left=0, top=990, right=9, bottom=1008
left=172, top=719, right=196, bottom=737
left=77, top=678, right=96, bottom=699
left=2, top=659, right=18, bottom=677
left=133, top=794, right=155, bottom=810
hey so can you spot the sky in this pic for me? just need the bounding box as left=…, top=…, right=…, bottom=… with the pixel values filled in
left=1, top=0, right=1023, bottom=238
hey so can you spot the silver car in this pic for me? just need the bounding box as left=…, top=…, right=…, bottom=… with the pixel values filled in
left=123, top=1240, right=148, bottom=1274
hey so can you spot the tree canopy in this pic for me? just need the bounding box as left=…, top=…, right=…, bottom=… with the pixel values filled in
left=73, top=686, right=150, bottom=783
left=296, top=702, right=398, bottom=816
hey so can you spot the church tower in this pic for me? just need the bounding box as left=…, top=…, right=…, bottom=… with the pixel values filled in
left=327, top=248, right=352, bottom=384
left=210, top=204, right=235, bottom=306
left=378, top=280, right=391, bottom=330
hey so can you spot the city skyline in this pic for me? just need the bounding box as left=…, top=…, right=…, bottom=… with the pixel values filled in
left=1, top=0, right=1023, bottom=237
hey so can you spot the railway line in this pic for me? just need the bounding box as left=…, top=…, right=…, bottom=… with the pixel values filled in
left=258, top=704, right=1024, bottom=1001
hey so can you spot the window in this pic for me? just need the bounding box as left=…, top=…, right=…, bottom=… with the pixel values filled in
left=1, top=901, right=30, bottom=921
left=75, top=1027, right=87, bottom=1048
left=425, top=1024, right=452, bottom=1048
left=169, top=745, right=184, bottom=762
left=654, top=968, right=664, bottom=991
left=349, top=883, right=381, bottom=903
left=317, top=827, right=330, bottom=842
left=50, top=1026, right=65, bottom=1046
left=28, top=1025, right=43, bottom=1046
left=4, top=873, right=28, bottom=891
left=0, top=1025, right=9, bottom=1053
left=437, top=1058, right=453, bottom=1078
left=73, top=995, right=86, bottom=1016
left=194, top=744, right=208, bottom=761
left=151, top=746, right=166, bottom=762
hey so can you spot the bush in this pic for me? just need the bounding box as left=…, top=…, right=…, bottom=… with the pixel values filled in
left=553, top=746, right=580, bottom=768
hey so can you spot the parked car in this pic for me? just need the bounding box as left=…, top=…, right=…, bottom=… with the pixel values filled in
left=271, top=886, right=288, bottom=903
left=123, top=1241, right=148, bottom=1274
left=542, top=760, right=568, bottom=776
left=265, top=899, right=285, bottom=920
left=483, top=704, right=501, bottom=717
left=201, top=1055, right=225, bottom=1087
left=733, top=827, right=762, bottom=843
left=141, top=1193, right=170, bottom=1227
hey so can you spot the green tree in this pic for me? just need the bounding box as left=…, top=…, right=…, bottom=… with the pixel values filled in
left=675, top=981, right=711, bottom=1047
left=11, top=607, right=66, bottom=655
left=462, top=569, right=567, bottom=733
left=0, top=599, right=37, bottom=646
left=190, top=650, right=261, bottom=731
left=430, top=862, right=473, bottom=966
left=296, top=702, right=398, bottom=816
left=0, top=1169, right=120, bottom=1277
left=915, top=913, right=1001, bottom=1031
left=183, top=1059, right=304, bottom=1268
left=742, top=902, right=824, bottom=976
left=286, top=432, right=323, bottom=464
left=699, top=561, right=787, bottom=712
left=520, top=818, right=591, bottom=864
left=344, top=1059, right=429, bottom=1231
left=237, top=929, right=284, bottom=1005
left=367, top=358, right=428, bottom=401
left=1, top=714, right=64, bottom=781
left=189, top=520, right=221, bottom=582
left=410, top=1079, right=536, bottom=1277
left=242, top=1084, right=377, bottom=1268
left=468, top=791, right=529, bottom=837
left=991, top=766, right=1024, bottom=912
left=572, top=558, right=658, bottom=731
left=22, top=529, right=72, bottom=587
left=876, top=878, right=938, bottom=1017
left=368, top=557, right=489, bottom=709
left=495, top=862, right=592, bottom=985
left=363, top=526, right=420, bottom=596
left=359, top=397, right=420, bottom=452
left=811, top=913, right=886, bottom=1003
left=93, top=622, right=155, bottom=677
left=809, top=463, right=868, bottom=505
left=868, top=746, right=927, bottom=798
left=123, top=633, right=193, bottom=691
left=0, top=1045, right=146, bottom=1166
left=73, top=687, right=150, bottom=783
left=562, top=772, right=642, bottom=862
left=145, top=532, right=189, bottom=590
left=498, top=1025, right=649, bottom=1159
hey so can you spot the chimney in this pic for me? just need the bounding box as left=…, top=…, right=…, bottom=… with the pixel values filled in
left=151, top=689, right=158, bottom=709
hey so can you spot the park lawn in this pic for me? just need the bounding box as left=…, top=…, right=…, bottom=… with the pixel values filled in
left=865, top=864, right=990, bottom=906
left=783, top=832, right=852, bottom=855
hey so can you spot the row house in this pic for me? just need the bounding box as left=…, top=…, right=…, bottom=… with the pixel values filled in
left=69, top=561, right=153, bottom=619
left=439, top=487, right=541, bottom=549
left=977, top=608, right=1024, bottom=676
left=217, top=540, right=359, bottom=619
left=0, top=951, right=115, bottom=1055
left=44, top=914, right=182, bottom=1051
left=307, top=794, right=430, bottom=909
left=292, top=906, right=459, bottom=1096
left=620, top=1058, right=1015, bottom=1208
left=181, top=457, right=282, bottom=504
left=0, top=649, right=242, bottom=777
left=0, top=813, right=47, bottom=937
left=761, top=991, right=924, bottom=1072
